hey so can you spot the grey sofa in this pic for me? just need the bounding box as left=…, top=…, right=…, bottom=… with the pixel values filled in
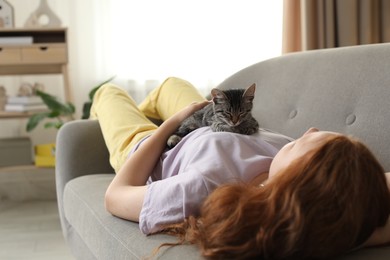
left=56, top=43, right=390, bottom=259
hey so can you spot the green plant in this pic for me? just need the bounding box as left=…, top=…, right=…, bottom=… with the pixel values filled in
left=82, top=76, right=115, bottom=119
left=26, top=90, right=75, bottom=132
left=26, top=76, right=115, bottom=132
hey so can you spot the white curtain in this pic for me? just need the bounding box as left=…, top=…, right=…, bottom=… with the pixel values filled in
left=93, top=0, right=283, bottom=102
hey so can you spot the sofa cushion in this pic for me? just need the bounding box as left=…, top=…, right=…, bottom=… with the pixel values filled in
left=63, top=175, right=390, bottom=260
left=63, top=174, right=201, bottom=259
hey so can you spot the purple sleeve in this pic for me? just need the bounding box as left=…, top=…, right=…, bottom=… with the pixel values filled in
left=139, top=172, right=209, bottom=234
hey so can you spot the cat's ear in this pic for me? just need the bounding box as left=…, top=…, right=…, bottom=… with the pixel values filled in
left=211, top=88, right=222, bottom=97
left=211, top=88, right=226, bottom=103
left=243, top=83, right=256, bottom=102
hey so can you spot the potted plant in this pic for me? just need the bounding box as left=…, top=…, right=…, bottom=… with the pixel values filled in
left=26, top=76, right=114, bottom=167
left=25, top=90, right=75, bottom=167
left=26, top=90, right=75, bottom=132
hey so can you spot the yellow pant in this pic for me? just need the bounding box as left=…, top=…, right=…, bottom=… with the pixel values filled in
left=90, top=77, right=206, bottom=173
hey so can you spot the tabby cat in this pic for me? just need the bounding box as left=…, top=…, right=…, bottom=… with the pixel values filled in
left=167, top=83, right=259, bottom=148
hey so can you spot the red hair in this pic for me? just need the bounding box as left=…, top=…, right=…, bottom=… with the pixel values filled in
left=158, top=135, right=390, bottom=259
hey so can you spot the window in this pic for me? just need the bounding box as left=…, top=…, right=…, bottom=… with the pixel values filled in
left=103, top=0, right=283, bottom=97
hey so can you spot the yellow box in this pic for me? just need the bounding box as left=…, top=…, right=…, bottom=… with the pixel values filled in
left=34, top=143, right=55, bottom=167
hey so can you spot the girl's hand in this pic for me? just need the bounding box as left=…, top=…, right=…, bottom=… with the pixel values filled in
left=164, top=100, right=211, bottom=129
left=105, top=99, right=211, bottom=222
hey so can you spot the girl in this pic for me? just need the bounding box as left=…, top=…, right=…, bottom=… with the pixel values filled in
left=91, top=77, right=390, bottom=259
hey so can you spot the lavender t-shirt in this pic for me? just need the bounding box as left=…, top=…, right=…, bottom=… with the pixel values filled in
left=132, top=127, right=293, bottom=234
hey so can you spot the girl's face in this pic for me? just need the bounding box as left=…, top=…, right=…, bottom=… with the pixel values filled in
left=268, top=128, right=340, bottom=180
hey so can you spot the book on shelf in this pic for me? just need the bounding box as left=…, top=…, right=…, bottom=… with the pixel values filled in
left=7, top=96, right=43, bottom=105
left=0, top=36, right=33, bottom=46
left=4, top=103, right=48, bottom=112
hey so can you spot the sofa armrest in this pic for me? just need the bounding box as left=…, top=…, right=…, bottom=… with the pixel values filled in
left=55, top=119, right=114, bottom=241
left=56, top=119, right=114, bottom=186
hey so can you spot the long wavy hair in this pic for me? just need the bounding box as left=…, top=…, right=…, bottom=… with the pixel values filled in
left=157, top=135, right=390, bottom=259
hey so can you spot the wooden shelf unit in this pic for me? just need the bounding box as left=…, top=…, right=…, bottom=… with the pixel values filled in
left=0, top=28, right=71, bottom=119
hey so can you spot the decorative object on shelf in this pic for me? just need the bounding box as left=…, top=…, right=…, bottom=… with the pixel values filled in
left=0, top=0, right=14, bottom=28
left=32, top=82, right=45, bottom=94
left=16, top=82, right=45, bottom=96
left=0, top=85, right=7, bottom=111
left=25, top=0, right=61, bottom=28
left=26, top=90, right=75, bottom=132
left=18, top=82, right=34, bottom=96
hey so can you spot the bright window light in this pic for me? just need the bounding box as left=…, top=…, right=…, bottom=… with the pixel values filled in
left=107, top=0, right=283, bottom=89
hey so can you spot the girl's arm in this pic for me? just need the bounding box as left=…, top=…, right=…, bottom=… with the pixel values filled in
left=104, top=101, right=211, bottom=222
left=363, top=172, right=390, bottom=247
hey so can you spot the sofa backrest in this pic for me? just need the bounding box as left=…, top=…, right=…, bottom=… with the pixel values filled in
left=217, top=43, right=390, bottom=171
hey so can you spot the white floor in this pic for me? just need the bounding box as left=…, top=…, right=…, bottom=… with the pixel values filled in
left=0, top=166, right=74, bottom=260
left=0, top=200, right=74, bottom=260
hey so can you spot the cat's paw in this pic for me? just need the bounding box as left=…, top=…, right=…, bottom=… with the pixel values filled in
left=167, top=135, right=182, bottom=149
left=246, top=127, right=259, bottom=135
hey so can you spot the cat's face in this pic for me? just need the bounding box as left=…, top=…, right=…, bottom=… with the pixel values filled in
left=211, top=84, right=255, bottom=126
